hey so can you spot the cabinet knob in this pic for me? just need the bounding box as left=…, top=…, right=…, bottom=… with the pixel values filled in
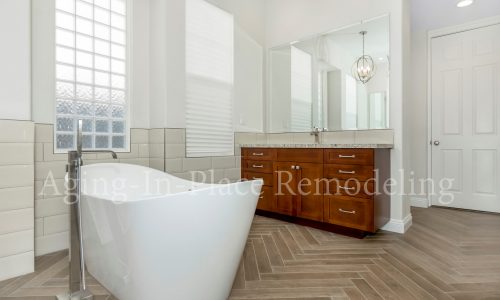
left=291, top=165, right=296, bottom=170
left=296, top=165, right=301, bottom=170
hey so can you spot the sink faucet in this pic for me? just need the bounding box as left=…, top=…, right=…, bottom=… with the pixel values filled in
left=58, top=120, right=117, bottom=300
left=310, top=126, right=322, bottom=144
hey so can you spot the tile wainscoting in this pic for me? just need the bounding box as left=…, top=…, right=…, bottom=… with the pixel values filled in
left=34, top=124, right=150, bottom=256
left=0, top=120, right=35, bottom=281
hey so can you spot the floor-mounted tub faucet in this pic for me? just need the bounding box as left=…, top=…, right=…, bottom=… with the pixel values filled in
left=57, top=120, right=117, bottom=300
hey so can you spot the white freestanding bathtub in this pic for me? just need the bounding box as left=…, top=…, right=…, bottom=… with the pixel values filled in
left=78, top=163, right=262, bottom=300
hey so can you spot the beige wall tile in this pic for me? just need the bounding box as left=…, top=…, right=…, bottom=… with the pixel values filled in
left=321, top=131, right=356, bottom=144
left=0, top=230, right=34, bottom=258
left=212, top=156, right=236, bottom=169
left=149, top=129, right=165, bottom=144
left=0, top=144, right=34, bottom=165
left=130, top=129, right=149, bottom=144
left=0, top=165, right=34, bottom=188
left=116, top=144, right=139, bottom=159
left=0, top=187, right=33, bottom=212
left=149, top=158, right=165, bottom=171
left=267, top=133, right=293, bottom=144
left=164, top=158, right=182, bottom=173
left=0, top=251, right=34, bottom=281
left=224, top=168, right=241, bottom=181
left=35, top=232, right=68, bottom=256
left=165, top=129, right=185, bottom=144
left=35, top=143, right=44, bottom=162
left=35, top=161, right=66, bottom=180
left=35, top=124, right=53, bottom=143
left=165, top=144, right=185, bottom=158
left=0, top=120, right=34, bottom=143
left=35, top=218, right=44, bottom=237
left=354, top=129, right=394, bottom=144
left=182, top=158, right=212, bottom=171
left=150, top=144, right=165, bottom=158
left=42, top=143, right=66, bottom=161
left=292, top=133, right=316, bottom=144
left=43, top=214, right=69, bottom=235
left=34, top=197, right=68, bottom=218
left=0, top=208, right=34, bottom=235
left=138, top=144, right=149, bottom=158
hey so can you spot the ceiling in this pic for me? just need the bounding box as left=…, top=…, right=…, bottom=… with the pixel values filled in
left=412, top=0, right=500, bottom=31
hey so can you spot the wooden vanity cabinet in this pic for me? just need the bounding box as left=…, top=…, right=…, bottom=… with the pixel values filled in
left=241, top=147, right=391, bottom=236
left=241, top=148, right=277, bottom=211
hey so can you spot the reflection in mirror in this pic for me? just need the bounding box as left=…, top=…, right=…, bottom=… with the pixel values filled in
left=269, top=15, right=390, bottom=132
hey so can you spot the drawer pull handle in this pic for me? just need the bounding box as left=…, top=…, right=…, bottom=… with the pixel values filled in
left=339, top=155, right=356, bottom=158
left=339, top=170, right=356, bottom=174
left=339, top=208, right=356, bottom=214
left=339, top=186, right=356, bottom=191
left=252, top=164, right=264, bottom=168
left=252, top=153, right=264, bottom=156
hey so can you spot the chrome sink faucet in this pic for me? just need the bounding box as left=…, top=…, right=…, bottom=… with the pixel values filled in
left=58, top=120, right=117, bottom=300
left=310, top=126, right=325, bottom=144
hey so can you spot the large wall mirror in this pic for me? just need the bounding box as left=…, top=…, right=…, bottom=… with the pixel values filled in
left=268, top=15, right=390, bottom=133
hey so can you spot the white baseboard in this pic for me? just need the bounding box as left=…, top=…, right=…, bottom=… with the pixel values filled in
left=381, top=213, right=413, bottom=234
left=410, top=196, right=430, bottom=208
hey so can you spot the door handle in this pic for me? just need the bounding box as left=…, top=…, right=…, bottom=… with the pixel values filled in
left=433, top=140, right=440, bottom=146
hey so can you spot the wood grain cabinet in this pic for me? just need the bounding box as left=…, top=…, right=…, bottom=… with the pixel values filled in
left=242, top=147, right=391, bottom=237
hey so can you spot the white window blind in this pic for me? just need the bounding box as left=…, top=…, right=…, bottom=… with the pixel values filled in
left=54, top=0, right=128, bottom=151
left=186, top=0, right=234, bottom=157
left=291, top=46, right=312, bottom=132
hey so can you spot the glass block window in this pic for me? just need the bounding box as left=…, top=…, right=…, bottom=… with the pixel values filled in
left=55, top=0, right=128, bottom=151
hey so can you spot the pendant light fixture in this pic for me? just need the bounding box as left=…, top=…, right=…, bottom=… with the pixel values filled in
left=352, top=31, right=376, bottom=84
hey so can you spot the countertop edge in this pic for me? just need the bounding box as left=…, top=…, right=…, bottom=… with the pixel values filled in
left=239, top=144, right=394, bottom=149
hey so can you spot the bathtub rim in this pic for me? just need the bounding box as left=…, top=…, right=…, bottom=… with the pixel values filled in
left=72, top=163, right=263, bottom=203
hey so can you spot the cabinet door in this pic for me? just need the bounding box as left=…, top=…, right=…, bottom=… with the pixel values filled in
left=296, top=163, right=324, bottom=221
left=257, top=186, right=276, bottom=212
left=273, top=162, right=297, bottom=216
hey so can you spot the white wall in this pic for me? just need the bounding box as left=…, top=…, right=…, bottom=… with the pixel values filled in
left=149, top=0, right=266, bottom=131
left=264, top=0, right=411, bottom=229
left=0, top=0, right=31, bottom=121
left=409, top=0, right=500, bottom=196
left=32, top=0, right=151, bottom=128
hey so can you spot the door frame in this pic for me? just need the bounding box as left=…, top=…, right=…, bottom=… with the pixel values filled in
left=426, top=15, right=500, bottom=207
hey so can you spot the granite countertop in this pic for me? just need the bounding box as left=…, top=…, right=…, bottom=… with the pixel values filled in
left=239, top=144, right=393, bottom=149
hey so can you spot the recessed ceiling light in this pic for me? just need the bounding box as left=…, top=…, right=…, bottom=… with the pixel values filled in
left=457, top=0, right=474, bottom=8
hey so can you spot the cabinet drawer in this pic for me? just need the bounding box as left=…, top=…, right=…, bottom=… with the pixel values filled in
left=324, top=196, right=374, bottom=232
left=257, top=186, right=275, bottom=212
left=324, top=164, right=374, bottom=181
left=242, top=172, right=273, bottom=187
left=324, top=149, right=374, bottom=165
left=325, top=180, right=374, bottom=199
left=243, top=160, right=273, bottom=173
left=242, top=148, right=276, bottom=161
left=276, top=149, right=323, bottom=163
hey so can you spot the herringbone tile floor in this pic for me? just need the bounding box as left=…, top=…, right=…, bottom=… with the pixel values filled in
left=1, top=207, right=500, bottom=299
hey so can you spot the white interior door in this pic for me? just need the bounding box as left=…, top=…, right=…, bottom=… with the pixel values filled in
left=431, top=23, right=500, bottom=212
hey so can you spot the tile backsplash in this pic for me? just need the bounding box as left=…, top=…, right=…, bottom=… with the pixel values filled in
left=0, top=120, right=35, bottom=281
